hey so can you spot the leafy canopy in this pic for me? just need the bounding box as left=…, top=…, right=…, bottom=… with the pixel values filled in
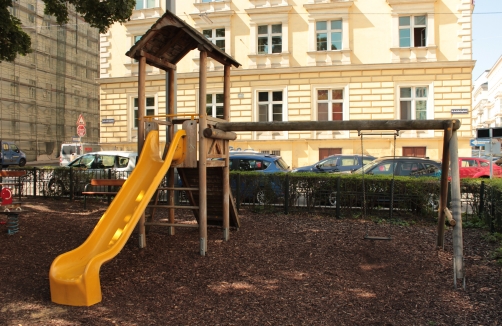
left=0, top=0, right=136, bottom=62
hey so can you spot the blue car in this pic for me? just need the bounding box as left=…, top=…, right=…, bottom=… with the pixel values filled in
left=228, top=152, right=290, bottom=204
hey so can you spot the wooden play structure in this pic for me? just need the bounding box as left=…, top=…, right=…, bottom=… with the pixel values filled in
left=127, top=11, right=465, bottom=287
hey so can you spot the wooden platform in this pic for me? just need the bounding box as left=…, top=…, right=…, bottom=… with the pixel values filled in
left=178, top=167, right=240, bottom=228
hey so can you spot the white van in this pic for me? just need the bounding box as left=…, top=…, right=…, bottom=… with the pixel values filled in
left=60, top=143, right=100, bottom=166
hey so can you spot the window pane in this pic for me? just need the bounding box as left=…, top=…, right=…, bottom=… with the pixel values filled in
left=258, top=25, right=268, bottom=34
left=416, top=87, right=427, bottom=97
left=318, top=103, right=328, bottom=121
left=331, top=20, right=342, bottom=30
left=216, top=106, right=224, bottom=119
left=258, top=37, right=268, bottom=54
left=216, top=39, right=225, bottom=51
left=332, top=89, right=343, bottom=100
left=415, top=15, right=426, bottom=25
left=332, top=103, right=343, bottom=121
left=316, top=21, right=327, bottom=30
left=134, top=98, right=139, bottom=107
left=414, top=27, right=426, bottom=47
left=271, top=36, right=282, bottom=53
left=258, top=104, right=267, bottom=121
left=258, top=92, right=268, bottom=102
left=416, top=101, right=427, bottom=120
left=317, top=33, right=327, bottom=51
left=272, top=91, right=282, bottom=101
left=399, top=16, right=410, bottom=26
left=271, top=24, right=282, bottom=33
left=146, top=0, right=155, bottom=8
left=134, top=35, right=142, bottom=42
left=206, top=94, right=212, bottom=103
left=331, top=32, right=342, bottom=50
left=216, top=94, right=224, bottom=103
left=146, top=109, right=155, bottom=116
left=399, top=29, right=411, bottom=47
left=134, top=110, right=139, bottom=127
left=203, top=30, right=212, bottom=38
left=146, top=97, right=155, bottom=106
left=135, top=0, right=144, bottom=10
left=215, top=28, right=225, bottom=37
left=206, top=105, right=213, bottom=116
left=400, top=87, right=412, bottom=98
left=400, top=101, right=411, bottom=119
left=272, top=104, right=282, bottom=121
left=318, top=90, right=328, bottom=101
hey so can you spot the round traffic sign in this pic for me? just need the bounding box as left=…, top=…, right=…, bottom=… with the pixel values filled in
left=77, top=125, right=86, bottom=137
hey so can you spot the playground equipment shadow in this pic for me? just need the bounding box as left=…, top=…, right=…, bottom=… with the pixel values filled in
left=1, top=198, right=501, bottom=325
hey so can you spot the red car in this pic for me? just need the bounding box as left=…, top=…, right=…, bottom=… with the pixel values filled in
left=458, top=157, right=502, bottom=178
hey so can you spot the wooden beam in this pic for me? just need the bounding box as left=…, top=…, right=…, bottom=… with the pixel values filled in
left=444, top=208, right=456, bottom=226
left=137, top=55, right=146, bottom=249
left=155, top=29, right=185, bottom=57
left=203, top=128, right=237, bottom=140
left=215, top=120, right=461, bottom=132
left=199, top=50, right=208, bottom=256
left=437, top=121, right=452, bottom=248
left=140, top=50, right=176, bottom=71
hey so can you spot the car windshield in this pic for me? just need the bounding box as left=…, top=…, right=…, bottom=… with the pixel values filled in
left=275, top=157, right=290, bottom=171
left=353, top=160, right=383, bottom=174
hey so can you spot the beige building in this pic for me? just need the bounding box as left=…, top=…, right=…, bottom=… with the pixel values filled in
left=99, top=0, right=474, bottom=168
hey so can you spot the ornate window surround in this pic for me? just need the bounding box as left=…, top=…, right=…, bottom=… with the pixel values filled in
left=387, top=0, right=437, bottom=63
left=303, top=0, right=353, bottom=66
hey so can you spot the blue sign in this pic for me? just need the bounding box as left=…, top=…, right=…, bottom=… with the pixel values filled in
left=470, top=139, right=490, bottom=146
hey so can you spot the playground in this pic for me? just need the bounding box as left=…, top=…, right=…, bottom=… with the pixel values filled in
left=1, top=198, right=501, bottom=325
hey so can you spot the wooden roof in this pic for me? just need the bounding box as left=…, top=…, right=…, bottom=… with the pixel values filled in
left=125, top=10, right=241, bottom=70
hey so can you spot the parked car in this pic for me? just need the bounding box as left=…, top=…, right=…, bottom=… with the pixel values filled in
left=60, top=142, right=100, bottom=166
left=45, top=151, right=138, bottom=196
left=0, top=140, right=27, bottom=167
left=228, top=152, right=290, bottom=204
left=291, top=154, right=375, bottom=173
left=352, top=156, right=442, bottom=177
left=458, top=157, right=502, bottom=178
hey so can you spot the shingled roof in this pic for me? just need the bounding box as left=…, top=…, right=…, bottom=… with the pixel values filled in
left=125, top=10, right=241, bottom=70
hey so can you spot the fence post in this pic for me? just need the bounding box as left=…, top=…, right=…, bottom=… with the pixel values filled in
left=236, top=173, right=241, bottom=211
left=70, top=167, right=74, bottom=201
left=284, top=174, right=289, bottom=215
left=336, top=177, right=341, bottom=219
left=108, top=169, right=112, bottom=205
left=33, top=168, right=37, bottom=197
left=479, top=181, right=485, bottom=220
left=490, top=187, right=495, bottom=233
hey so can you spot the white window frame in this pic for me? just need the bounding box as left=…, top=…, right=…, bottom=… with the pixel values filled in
left=315, top=88, right=346, bottom=122
left=256, top=90, right=286, bottom=122
left=132, top=95, right=158, bottom=130
left=398, top=86, right=428, bottom=120
left=312, top=84, right=349, bottom=139
left=398, top=15, right=427, bottom=48
left=206, top=93, right=224, bottom=119
left=394, top=82, right=434, bottom=137
left=135, top=0, right=157, bottom=10
left=202, top=28, right=226, bottom=52
left=257, top=24, right=282, bottom=55
left=315, top=19, right=343, bottom=51
left=253, top=87, right=289, bottom=140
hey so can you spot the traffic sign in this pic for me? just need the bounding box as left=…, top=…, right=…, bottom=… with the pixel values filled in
left=77, top=125, right=86, bottom=137
left=76, top=114, right=85, bottom=126
left=470, top=139, right=490, bottom=146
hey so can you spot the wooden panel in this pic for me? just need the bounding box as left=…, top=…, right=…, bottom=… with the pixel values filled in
left=178, top=120, right=198, bottom=168
left=319, top=148, right=341, bottom=160
left=403, top=147, right=426, bottom=157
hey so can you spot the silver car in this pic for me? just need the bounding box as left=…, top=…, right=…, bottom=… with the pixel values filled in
left=45, top=151, right=138, bottom=196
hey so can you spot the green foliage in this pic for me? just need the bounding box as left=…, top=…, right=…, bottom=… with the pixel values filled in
left=1, top=0, right=135, bottom=62
left=463, top=215, right=487, bottom=229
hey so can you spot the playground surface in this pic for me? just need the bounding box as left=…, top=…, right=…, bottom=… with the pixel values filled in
left=1, top=198, right=501, bottom=325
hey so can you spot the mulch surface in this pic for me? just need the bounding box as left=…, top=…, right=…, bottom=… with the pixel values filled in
left=0, top=198, right=501, bottom=325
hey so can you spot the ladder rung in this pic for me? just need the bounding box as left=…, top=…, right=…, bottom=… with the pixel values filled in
left=364, top=235, right=392, bottom=240
left=144, top=222, right=199, bottom=228
left=157, top=187, right=198, bottom=191
left=148, top=205, right=199, bottom=209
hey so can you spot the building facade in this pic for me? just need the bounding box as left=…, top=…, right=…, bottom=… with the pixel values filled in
left=0, top=0, right=100, bottom=161
left=99, top=0, right=474, bottom=168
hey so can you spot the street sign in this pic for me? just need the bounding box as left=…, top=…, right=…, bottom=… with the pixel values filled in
left=76, top=114, right=85, bottom=126
left=470, top=139, right=490, bottom=146
left=77, top=125, right=86, bottom=137
left=72, top=137, right=81, bottom=142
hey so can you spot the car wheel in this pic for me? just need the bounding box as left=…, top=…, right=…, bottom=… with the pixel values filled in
left=256, top=189, right=266, bottom=204
left=18, top=158, right=26, bottom=167
left=47, top=179, right=65, bottom=196
left=328, top=191, right=337, bottom=206
left=2, top=165, right=9, bottom=168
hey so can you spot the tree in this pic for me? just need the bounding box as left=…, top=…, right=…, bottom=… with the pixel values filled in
left=0, top=0, right=136, bottom=62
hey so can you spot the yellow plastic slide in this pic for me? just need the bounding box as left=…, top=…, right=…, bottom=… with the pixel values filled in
left=49, top=129, right=186, bottom=306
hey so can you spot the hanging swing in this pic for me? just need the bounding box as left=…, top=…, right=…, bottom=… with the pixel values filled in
left=359, top=130, right=399, bottom=241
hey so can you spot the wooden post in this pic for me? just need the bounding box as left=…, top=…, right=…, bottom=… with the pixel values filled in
left=223, top=64, right=230, bottom=241
left=199, top=49, right=208, bottom=255
left=437, top=121, right=452, bottom=248
left=449, top=129, right=465, bottom=287
left=138, top=55, right=146, bottom=249
left=168, top=67, right=175, bottom=236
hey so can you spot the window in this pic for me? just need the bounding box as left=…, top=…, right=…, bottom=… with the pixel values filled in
left=261, top=150, right=281, bottom=156
left=402, top=147, right=426, bottom=157
left=399, top=87, right=427, bottom=120
left=133, top=97, right=155, bottom=128
left=316, top=20, right=342, bottom=51
left=258, top=91, right=283, bottom=122
left=203, top=28, right=225, bottom=51
left=202, top=0, right=223, bottom=2
left=135, top=0, right=155, bottom=10
left=10, top=83, right=19, bottom=96
left=28, top=14, right=35, bottom=23
left=133, top=36, right=142, bottom=63
left=29, top=80, right=36, bottom=99
left=399, top=15, right=426, bottom=47
left=258, top=24, right=282, bottom=54
left=319, top=148, right=341, bottom=160
left=317, top=89, right=343, bottom=121
left=206, top=94, right=224, bottom=119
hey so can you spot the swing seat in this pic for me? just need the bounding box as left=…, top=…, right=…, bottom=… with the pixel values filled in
left=364, top=235, right=392, bottom=240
